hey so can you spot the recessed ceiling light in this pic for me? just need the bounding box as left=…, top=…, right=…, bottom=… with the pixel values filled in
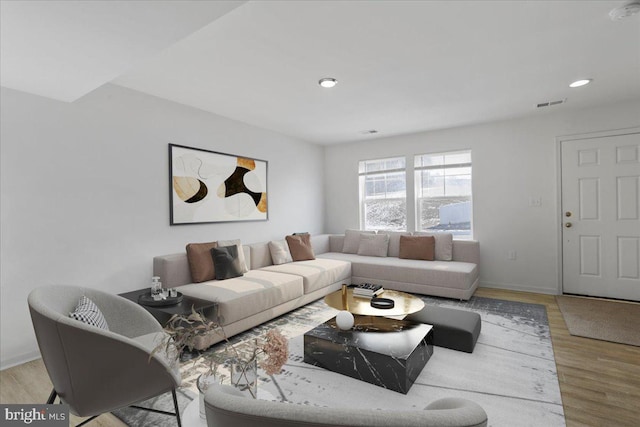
left=319, top=78, right=337, bottom=88
left=569, top=79, right=592, bottom=88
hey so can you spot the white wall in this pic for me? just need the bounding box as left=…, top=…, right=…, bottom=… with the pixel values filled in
left=0, top=85, right=325, bottom=369
left=324, top=99, right=640, bottom=295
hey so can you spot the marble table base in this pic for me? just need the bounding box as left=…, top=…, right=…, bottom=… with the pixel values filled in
left=303, top=316, right=434, bottom=394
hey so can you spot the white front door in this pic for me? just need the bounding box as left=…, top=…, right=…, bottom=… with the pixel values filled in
left=561, top=131, right=640, bottom=301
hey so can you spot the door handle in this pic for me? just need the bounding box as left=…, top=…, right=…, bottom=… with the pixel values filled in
left=565, top=222, right=572, bottom=228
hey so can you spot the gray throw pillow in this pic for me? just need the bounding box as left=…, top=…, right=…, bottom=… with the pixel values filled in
left=211, top=245, right=244, bottom=280
left=377, top=231, right=411, bottom=258
left=217, top=239, right=249, bottom=273
left=357, top=233, right=389, bottom=257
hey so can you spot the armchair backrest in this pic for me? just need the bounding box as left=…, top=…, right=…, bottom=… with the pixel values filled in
left=28, top=285, right=179, bottom=417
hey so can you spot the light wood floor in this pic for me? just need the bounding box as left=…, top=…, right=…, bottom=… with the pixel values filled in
left=2, top=288, right=638, bottom=426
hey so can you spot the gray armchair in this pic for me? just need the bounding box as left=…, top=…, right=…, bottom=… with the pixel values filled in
left=28, top=285, right=182, bottom=426
left=205, top=383, right=488, bottom=427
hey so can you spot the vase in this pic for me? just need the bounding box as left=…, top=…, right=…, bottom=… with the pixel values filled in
left=231, top=358, right=258, bottom=399
left=197, top=372, right=218, bottom=419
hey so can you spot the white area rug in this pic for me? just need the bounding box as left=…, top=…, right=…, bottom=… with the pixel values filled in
left=262, top=297, right=565, bottom=427
left=120, top=295, right=565, bottom=427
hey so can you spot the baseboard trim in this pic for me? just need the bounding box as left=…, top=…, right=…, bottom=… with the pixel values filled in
left=1, top=350, right=41, bottom=371
left=479, top=281, right=559, bottom=296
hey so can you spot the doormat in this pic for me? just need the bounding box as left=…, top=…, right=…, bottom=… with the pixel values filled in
left=556, top=295, right=640, bottom=347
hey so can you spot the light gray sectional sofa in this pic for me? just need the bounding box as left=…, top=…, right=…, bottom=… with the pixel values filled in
left=153, top=232, right=479, bottom=348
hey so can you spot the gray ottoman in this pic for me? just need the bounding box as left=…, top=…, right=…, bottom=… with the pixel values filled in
left=406, top=305, right=481, bottom=353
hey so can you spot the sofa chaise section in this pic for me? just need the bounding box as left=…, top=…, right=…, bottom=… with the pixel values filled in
left=318, top=235, right=479, bottom=300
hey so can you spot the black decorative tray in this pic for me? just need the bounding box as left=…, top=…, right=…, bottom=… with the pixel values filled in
left=138, top=291, right=183, bottom=307
left=370, top=297, right=395, bottom=309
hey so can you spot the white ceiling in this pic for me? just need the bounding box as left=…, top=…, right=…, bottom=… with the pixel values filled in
left=0, top=0, right=245, bottom=102
left=2, top=1, right=639, bottom=144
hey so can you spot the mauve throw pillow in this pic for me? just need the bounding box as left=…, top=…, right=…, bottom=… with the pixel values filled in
left=186, top=241, right=218, bottom=283
left=413, top=232, right=453, bottom=261
left=357, top=233, right=390, bottom=257
left=211, top=245, right=244, bottom=280
left=286, top=234, right=315, bottom=261
left=399, top=235, right=435, bottom=261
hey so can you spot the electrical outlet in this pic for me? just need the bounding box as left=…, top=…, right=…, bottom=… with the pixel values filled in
left=507, top=250, right=517, bottom=260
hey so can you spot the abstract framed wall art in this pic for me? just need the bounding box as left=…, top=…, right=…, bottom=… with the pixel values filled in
left=169, top=144, right=268, bottom=224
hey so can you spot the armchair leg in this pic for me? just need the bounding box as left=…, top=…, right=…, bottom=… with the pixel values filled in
left=129, top=389, right=182, bottom=426
left=75, top=415, right=99, bottom=427
left=172, top=389, right=182, bottom=427
left=46, top=389, right=57, bottom=404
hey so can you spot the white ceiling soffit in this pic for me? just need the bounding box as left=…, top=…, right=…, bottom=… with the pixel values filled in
left=113, top=0, right=640, bottom=144
left=0, top=1, right=245, bottom=102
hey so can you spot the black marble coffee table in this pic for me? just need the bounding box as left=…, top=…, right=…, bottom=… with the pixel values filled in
left=303, top=316, right=434, bottom=394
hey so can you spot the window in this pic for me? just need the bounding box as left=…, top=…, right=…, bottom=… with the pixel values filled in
left=359, top=157, right=406, bottom=231
left=415, top=151, right=472, bottom=238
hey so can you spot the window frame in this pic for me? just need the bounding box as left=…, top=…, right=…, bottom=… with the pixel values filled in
left=414, top=150, right=473, bottom=239
left=358, top=156, right=407, bottom=231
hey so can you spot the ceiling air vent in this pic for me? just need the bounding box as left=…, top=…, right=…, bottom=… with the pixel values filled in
left=537, top=98, right=567, bottom=108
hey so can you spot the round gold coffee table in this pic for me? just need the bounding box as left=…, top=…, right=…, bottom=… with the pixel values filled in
left=324, top=287, right=424, bottom=318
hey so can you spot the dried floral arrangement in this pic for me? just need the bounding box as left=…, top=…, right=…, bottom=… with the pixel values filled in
left=152, top=307, right=289, bottom=395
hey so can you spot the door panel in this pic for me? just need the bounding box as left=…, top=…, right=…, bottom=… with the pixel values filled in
left=561, top=132, right=640, bottom=301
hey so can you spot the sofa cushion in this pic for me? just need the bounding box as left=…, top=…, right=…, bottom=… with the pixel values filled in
left=218, top=239, right=249, bottom=273
left=177, top=270, right=303, bottom=325
left=413, top=232, right=453, bottom=261
left=318, top=252, right=477, bottom=291
left=377, top=231, right=411, bottom=258
left=286, top=234, right=315, bottom=261
left=342, top=229, right=376, bottom=254
left=186, top=241, right=218, bottom=283
left=261, top=258, right=351, bottom=294
left=357, top=233, right=389, bottom=257
left=399, top=235, right=435, bottom=261
left=268, top=240, right=293, bottom=265
left=211, top=245, right=244, bottom=280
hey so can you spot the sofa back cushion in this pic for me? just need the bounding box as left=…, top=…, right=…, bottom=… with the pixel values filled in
left=329, top=235, right=345, bottom=252
left=310, top=234, right=330, bottom=255
left=343, top=229, right=376, bottom=254
left=377, top=231, right=411, bottom=258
